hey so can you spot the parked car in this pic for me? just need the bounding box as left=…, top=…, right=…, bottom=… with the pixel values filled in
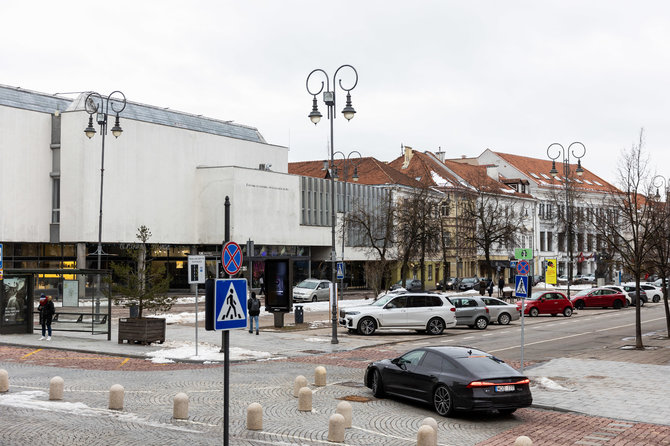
left=570, top=287, right=628, bottom=310
left=458, top=277, right=480, bottom=291
left=516, top=290, right=574, bottom=317
left=606, top=285, right=647, bottom=306
left=530, top=275, right=544, bottom=286
left=390, top=279, right=422, bottom=292
left=447, top=295, right=490, bottom=329
left=339, top=292, right=456, bottom=336
left=481, top=297, right=521, bottom=325
left=292, top=279, right=332, bottom=302
left=364, top=346, right=532, bottom=416
left=437, top=277, right=459, bottom=291
left=582, top=273, right=596, bottom=283
left=557, top=275, right=569, bottom=284
left=637, top=284, right=662, bottom=303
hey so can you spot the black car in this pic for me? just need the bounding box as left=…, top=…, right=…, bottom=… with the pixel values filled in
left=364, top=346, right=532, bottom=416
left=458, top=277, right=480, bottom=291
left=389, top=279, right=422, bottom=292
left=437, top=277, right=459, bottom=291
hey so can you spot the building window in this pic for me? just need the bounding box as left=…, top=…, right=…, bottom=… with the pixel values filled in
left=428, top=264, right=433, bottom=281
left=540, top=231, right=546, bottom=251
left=547, top=231, right=553, bottom=251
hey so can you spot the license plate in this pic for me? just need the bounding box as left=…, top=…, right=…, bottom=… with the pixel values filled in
left=495, top=385, right=515, bottom=392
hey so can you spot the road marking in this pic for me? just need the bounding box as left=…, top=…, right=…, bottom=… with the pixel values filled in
left=488, top=316, right=667, bottom=353
left=462, top=336, right=474, bottom=340
left=21, top=349, right=42, bottom=359
left=118, top=358, right=131, bottom=368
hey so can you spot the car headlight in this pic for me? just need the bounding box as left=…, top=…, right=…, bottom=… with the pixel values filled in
left=345, top=311, right=360, bottom=316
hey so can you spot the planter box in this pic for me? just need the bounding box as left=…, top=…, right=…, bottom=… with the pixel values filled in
left=118, top=317, right=166, bottom=345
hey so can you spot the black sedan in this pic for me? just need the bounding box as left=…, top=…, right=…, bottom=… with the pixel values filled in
left=364, top=346, right=532, bottom=416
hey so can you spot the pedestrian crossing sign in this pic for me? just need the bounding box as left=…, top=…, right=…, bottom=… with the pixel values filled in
left=214, top=278, right=248, bottom=330
left=515, top=275, right=528, bottom=298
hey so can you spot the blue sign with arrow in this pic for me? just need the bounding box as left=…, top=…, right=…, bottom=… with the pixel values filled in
left=213, top=278, right=248, bottom=330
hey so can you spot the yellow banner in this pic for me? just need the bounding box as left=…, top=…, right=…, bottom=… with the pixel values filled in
left=546, top=259, right=557, bottom=285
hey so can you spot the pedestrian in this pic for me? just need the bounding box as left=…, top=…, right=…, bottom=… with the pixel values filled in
left=498, top=276, right=505, bottom=298
left=38, top=294, right=55, bottom=341
left=259, top=275, right=265, bottom=296
left=247, top=291, right=261, bottom=335
left=478, top=279, right=486, bottom=296
left=487, top=281, right=494, bottom=297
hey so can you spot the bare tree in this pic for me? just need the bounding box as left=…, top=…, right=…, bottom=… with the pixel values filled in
left=345, top=188, right=396, bottom=294
left=648, top=180, right=670, bottom=338
left=589, top=130, right=655, bottom=349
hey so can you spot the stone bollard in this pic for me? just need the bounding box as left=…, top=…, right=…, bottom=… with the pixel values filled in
left=293, top=375, right=308, bottom=397
left=173, top=392, right=189, bottom=419
left=49, top=376, right=64, bottom=401
left=335, top=401, right=352, bottom=428
left=315, top=366, right=327, bottom=387
left=417, top=424, right=436, bottom=446
left=0, top=369, right=8, bottom=393
left=246, top=403, right=263, bottom=430
left=328, top=413, right=346, bottom=442
left=109, top=384, right=125, bottom=410
left=420, top=417, right=438, bottom=446
left=514, top=436, right=533, bottom=446
left=298, top=386, right=312, bottom=412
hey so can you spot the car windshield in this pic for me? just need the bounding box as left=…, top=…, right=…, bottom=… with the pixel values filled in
left=574, top=289, right=591, bottom=297
left=295, top=280, right=318, bottom=290
left=372, top=294, right=397, bottom=306
left=462, top=278, right=476, bottom=284
left=528, top=291, right=547, bottom=300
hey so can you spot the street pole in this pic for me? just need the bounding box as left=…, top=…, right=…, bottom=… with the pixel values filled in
left=306, top=65, right=358, bottom=345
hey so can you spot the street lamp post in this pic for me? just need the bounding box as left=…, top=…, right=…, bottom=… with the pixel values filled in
left=306, top=65, right=358, bottom=345
left=547, top=142, right=586, bottom=300
left=84, top=91, right=127, bottom=315
left=332, top=150, right=362, bottom=294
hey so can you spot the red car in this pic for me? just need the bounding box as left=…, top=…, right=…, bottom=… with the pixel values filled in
left=516, top=291, right=574, bottom=317
left=570, top=287, right=628, bottom=310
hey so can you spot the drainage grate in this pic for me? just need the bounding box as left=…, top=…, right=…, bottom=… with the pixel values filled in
left=338, top=395, right=373, bottom=403
left=338, top=381, right=365, bottom=388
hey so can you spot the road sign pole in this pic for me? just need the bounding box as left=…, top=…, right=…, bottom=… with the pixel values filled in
left=223, top=196, right=230, bottom=446
left=520, top=295, right=525, bottom=373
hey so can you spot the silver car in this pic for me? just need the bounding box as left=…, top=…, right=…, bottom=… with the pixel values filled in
left=292, top=279, right=332, bottom=302
left=481, top=297, right=521, bottom=325
left=448, top=295, right=490, bottom=329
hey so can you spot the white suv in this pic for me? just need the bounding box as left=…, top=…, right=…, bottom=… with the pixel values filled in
left=339, top=292, right=456, bottom=336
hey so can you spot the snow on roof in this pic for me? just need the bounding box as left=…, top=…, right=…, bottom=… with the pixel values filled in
left=540, top=173, right=551, bottom=180
left=530, top=172, right=540, bottom=179
left=584, top=179, right=594, bottom=185
left=430, top=170, right=452, bottom=187
left=594, top=180, right=603, bottom=186
left=500, top=188, right=515, bottom=193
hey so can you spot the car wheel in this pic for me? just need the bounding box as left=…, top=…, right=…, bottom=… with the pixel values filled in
left=653, top=295, right=660, bottom=303
left=312, top=295, right=318, bottom=302
left=497, top=313, right=511, bottom=325
left=563, top=307, right=573, bottom=317
left=613, top=300, right=623, bottom=310
left=529, top=307, right=539, bottom=317
left=371, top=369, right=385, bottom=397
left=427, top=317, right=445, bottom=335
left=498, top=408, right=517, bottom=415
left=358, top=317, right=377, bottom=336
left=474, top=317, right=488, bottom=330
left=433, top=385, right=454, bottom=417
left=574, top=301, right=585, bottom=310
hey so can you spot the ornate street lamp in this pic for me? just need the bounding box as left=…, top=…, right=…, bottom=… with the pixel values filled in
left=306, top=65, right=358, bottom=344
left=547, top=142, right=586, bottom=300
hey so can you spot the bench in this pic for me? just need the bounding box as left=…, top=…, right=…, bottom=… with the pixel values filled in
left=52, top=312, right=108, bottom=325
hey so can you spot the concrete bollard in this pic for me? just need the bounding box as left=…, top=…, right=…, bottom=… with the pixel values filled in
left=514, top=436, right=533, bottom=446
left=315, top=366, right=327, bottom=387
left=298, top=386, right=312, bottom=411
left=246, top=403, right=263, bottom=430
left=109, top=384, right=125, bottom=410
left=0, top=369, right=8, bottom=393
left=417, top=424, right=436, bottom=446
left=335, top=401, right=352, bottom=428
left=49, top=376, right=64, bottom=401
left=293, top=375, right=308, bottom=397
left=173, top=392, right=189, bottom=419
left=327, top=413, right=346, bottom=442
left=420, top=417, right=438, bottom=446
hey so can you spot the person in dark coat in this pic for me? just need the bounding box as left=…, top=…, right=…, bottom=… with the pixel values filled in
left=38, top=294, right=56, bottom=340
left=498, top=276, right=505, bottom=298
left=478, top=280, right=486, bottom=296
left=247, top=291, right=261, bottom=335
left=487, top=281, right=494, bottom=297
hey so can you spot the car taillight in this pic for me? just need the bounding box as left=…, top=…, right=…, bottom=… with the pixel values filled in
left=450, top=307, right=456, bottom=312
left=466, top=378, right=530, bottom=388
left=485, top=307, right=489, bottom=313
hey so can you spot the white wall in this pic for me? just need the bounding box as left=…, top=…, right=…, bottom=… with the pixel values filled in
left=59, top=110, right=290, bottom=245
left=0, top=106, right=52, bottom=242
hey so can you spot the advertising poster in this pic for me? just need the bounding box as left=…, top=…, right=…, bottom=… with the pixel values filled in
left=546, top=259, right=557, bottom=285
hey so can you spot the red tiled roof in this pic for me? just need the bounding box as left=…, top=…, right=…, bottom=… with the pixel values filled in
left=493, top=152, right=618, bottom=193
left=288, top=157, right=424, bottom=188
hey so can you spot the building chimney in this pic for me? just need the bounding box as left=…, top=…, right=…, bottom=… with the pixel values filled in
left=402, top=146, right=413, bottom=169
left=435, top=146, right=445, bottom=162
left=486, top=165, right=498, bottom=180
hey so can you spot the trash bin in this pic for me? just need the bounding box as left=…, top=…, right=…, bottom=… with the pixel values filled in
left=294, top=305, right=304, bottom=324
left=129, top=304, right=139, bottom=318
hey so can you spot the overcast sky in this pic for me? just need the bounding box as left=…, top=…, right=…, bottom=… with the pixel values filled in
left=2, top=1, right=669, bottom=185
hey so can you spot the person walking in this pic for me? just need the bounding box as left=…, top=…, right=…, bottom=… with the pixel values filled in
left=38, top=294, right=55, bottom=340
left=487, top=280, right=494, bottom=297
left=498, top=276, right=505, bottom=298
left=247, top=291, right=261, bottom=335
left=478, top=279, right=486, bottom=296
